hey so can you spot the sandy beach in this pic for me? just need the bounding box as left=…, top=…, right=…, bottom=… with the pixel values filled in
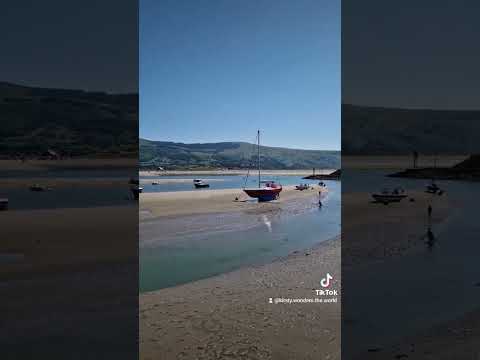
left=0, top=204, right=138, bottom=358
left=140, top=180, right=339, bottom=359
left=0, top=205, right=138, bottom=278
left=140, top=236, right=340, bottom=360
left=140, top=185, right=326, bottom=219
left=361, top=306, right=480, bottom=360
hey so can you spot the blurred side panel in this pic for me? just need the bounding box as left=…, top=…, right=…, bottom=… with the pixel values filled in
left=342, top=1, right=480, bottom=359
left=0, top=1, right=139, bottom=359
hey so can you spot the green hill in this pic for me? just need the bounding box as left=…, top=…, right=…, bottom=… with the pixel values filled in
left=0, top=82, right=138, bottom=157
left=140, top=138, right=340, bottom=170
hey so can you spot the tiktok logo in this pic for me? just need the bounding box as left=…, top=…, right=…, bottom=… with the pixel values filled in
left=321, top=273, right=333, bottom=288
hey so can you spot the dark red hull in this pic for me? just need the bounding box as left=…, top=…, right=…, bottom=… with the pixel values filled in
left=243, top=187, right=282, bottom=201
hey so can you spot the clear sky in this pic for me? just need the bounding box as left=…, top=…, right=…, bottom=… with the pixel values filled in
left=140, top=0, right=340, bottom=150
left=343, top=0, right=480, bottom=110
left=0, top=0, right=137, bottom=93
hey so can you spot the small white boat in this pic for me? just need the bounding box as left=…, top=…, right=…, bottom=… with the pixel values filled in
left=194, top=181, right=210, bottom=188
left=372, top=188, right=407, bottom=204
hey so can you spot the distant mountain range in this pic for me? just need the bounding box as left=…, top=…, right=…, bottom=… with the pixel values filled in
left=140, top=139, right=340, bottom=170
left=343, top=104, right=480, bottom=155
left=0, top=82, right=137, bottom=157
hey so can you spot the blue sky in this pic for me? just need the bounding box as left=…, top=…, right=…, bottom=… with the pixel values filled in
left=140, top=0, right=340, bottom=150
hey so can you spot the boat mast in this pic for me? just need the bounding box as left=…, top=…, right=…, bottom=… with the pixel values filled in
left=257, top=129, right=261, bottom=188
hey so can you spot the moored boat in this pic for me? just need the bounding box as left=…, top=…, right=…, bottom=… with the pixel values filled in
left=242, top=130, right=282, bottom=202
left=244, top=181, right=282, bottom=201
left=426, top=181, right=440, bottom=193
left=194, top=181, right=210, bottom=188
left=372, top=188, right=407, bottom=204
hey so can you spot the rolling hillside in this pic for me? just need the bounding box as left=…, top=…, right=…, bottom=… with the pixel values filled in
left=0, top=82, right=138, bottom=157
left=140, top=139, right=340, bottom=170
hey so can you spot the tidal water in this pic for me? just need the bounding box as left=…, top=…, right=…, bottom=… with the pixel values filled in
left=140, top=180, right=341, bottom=292
left=0, top=168, right=136, bottom=210
left=140, top=174, right=322, bottom=193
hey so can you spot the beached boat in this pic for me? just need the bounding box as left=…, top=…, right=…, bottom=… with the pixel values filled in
left=426, top=181, right=440, bottom=193
left=372, top=188, right=407, bottom=204
left=243, top=130, right=282, bottom=202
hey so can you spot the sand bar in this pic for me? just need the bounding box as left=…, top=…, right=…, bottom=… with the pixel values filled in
left=140, top=185, right=326, bottom=218
left=140, top=236, right=340, bottom=360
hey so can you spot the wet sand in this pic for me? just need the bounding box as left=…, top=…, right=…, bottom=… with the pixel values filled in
left=342, top=190, right=450, bottom=266
left=140, top=185, right=326, bottom=219
left=361, top=307, right=480, bottom=360
left=342, top=188, right=471, bottom=358
left=0, top=205, right=138, bottom=358
left=140, top=236, right=340, bottom=360
left=140, top=182, right=339, bottom=359
left=0, top=205, right=137, bottom=277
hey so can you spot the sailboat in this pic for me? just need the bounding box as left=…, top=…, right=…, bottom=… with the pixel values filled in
left=243, top=130, right=282, bottom=202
